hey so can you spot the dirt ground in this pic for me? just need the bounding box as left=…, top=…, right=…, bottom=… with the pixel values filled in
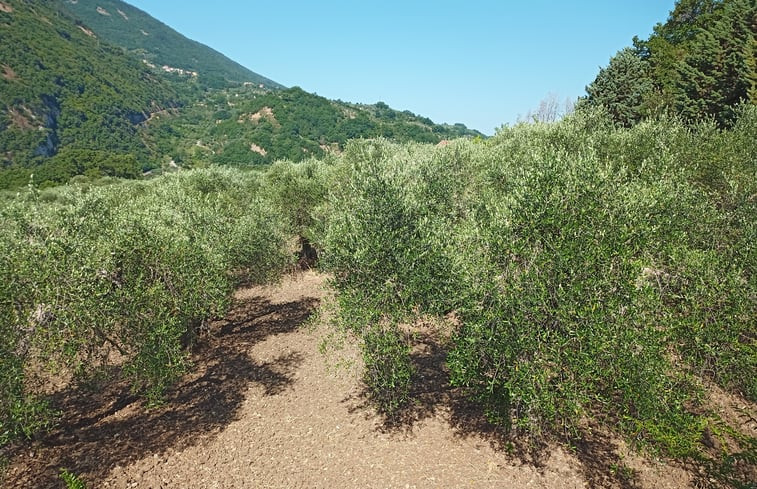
left=4, top=272, right=719, bottom=488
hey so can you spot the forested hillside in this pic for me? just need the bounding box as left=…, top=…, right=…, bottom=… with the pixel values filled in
left=581, top=0, right=756, bottom=126
left=0, top=0, right=481, bottom=189
left=145, top=86, right=483, bottom=167
left=57, top=0, right=282, bottom=90
left=0, top=0, right=181, bottom=187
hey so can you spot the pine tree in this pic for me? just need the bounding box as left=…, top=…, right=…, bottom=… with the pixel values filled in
left=675, top=0, right=756, bottom=124
left=582, top=48, right=654, bottom=127
left=584, top=0, right=756, bottom=127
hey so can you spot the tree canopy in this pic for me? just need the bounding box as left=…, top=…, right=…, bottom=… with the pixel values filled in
left=581, top=0, right=756, bottom=126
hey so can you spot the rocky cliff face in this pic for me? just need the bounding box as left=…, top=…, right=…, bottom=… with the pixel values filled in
left=33, top=94, right=61, bottom=157
left=34, top=130, right=58, bottom=157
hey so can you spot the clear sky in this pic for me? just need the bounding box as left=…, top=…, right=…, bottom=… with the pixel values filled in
left=125, top=1, right=676, bottom=135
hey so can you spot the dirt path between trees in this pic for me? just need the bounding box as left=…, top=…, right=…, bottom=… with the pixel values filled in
left=7, top=272, right=699, bottom=488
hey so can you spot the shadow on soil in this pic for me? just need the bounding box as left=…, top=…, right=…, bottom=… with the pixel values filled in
left=5, top=292, right=319, bottom=489
left=345, top=327, right=645, bottom=489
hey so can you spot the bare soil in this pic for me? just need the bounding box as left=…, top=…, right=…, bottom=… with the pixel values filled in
left=240, top=107, right=280, bottom=128
left=8, top=106, right=34, bottom=130
left=5, top=272, right=711, bottom=488
left=78, top=26, right=95, bottom=38
left=2, top=64, right=18, bottom=81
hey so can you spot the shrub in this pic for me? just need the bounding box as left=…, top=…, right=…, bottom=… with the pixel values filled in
left=362, top=323, right=413, bottom=415
left=59, top=468, right=86, bottom=489
left=320, top=109, right=756, bottom=467
left=0, top=167, right=290, bottom=440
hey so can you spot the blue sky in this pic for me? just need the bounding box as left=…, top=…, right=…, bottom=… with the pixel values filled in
left=126, top=1, right=676, bottom=135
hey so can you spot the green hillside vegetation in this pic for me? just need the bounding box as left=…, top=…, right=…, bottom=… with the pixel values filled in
left=57, top=0, right=282, bottom=90
left=0, top=0, right=481, bottom=189
left=2, top=107, right=755, bottom=487
left=144, top=86, right=483, bottom=167
left=0, top=0, right=180, bottom=188
left=1, top=0, right=755, bottom=485
left=581, top=0, right=757, bottom=126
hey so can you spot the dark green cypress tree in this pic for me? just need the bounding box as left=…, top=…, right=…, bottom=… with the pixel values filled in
left=675, top=0, right=756, bottom=124
left=582, top=48, right=655, bottom=127
left=583, top=0, right=756, bottom=126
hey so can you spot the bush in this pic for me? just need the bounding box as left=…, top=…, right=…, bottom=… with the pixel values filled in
left=0, top=167, right=290, bottom=440
left=362, top=323, right=413, bottom=415
left=320, top=108, right=756, bottom=466
left=59, top=468, right=87, bottom=489
left=262, top=157, right=333, bottom=249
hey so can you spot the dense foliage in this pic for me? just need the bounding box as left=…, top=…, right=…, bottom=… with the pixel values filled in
left=57, top=0, right=281, bottom=90
left=0, top=0, right=180, bottom=187
left=319, top=107, right=756, bottom=485
left=144, top=86, right=483, bottom=168
left=581, top=0, right=756, bottom=127
left=0, top=169, right=289, bottom=446
left=1, top=107, right=754, bottom=488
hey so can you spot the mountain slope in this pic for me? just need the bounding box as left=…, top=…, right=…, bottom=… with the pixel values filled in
left=0, top=0, right=482, bottom=188
left=144, top=86, right=484, bottom=167
left=0, top=0, right=181, bottom=188
left=58, top=0, right=283, bottom=90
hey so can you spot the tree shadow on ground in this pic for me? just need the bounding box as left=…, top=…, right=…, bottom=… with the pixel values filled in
left=345, top=327, right=645, bottom=489
left=5, top=293, right=319, bottom=489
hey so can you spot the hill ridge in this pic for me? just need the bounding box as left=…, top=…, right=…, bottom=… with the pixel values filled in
left=57, top=0, right=284, bottom=89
